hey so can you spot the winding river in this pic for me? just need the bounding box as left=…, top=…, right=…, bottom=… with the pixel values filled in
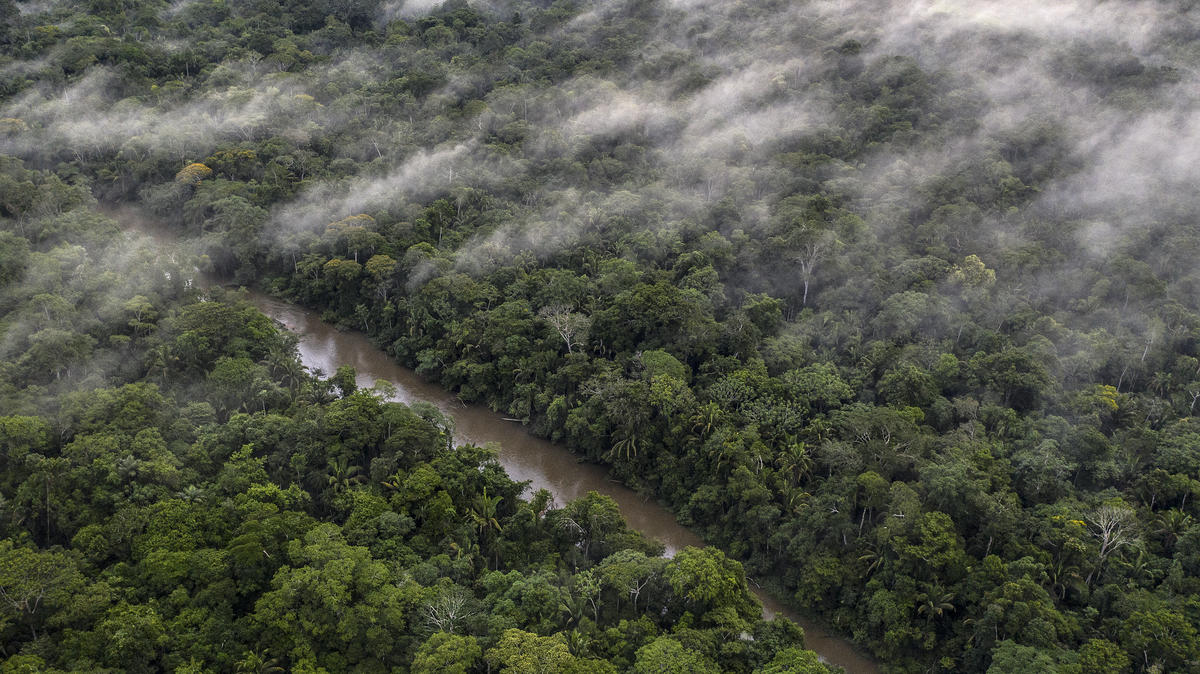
left=245, top=293, right=878, bottom=674
left=108, top=203, right=876, bottom=672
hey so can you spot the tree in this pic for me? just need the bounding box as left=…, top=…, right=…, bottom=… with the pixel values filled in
left=0, top=415, right=51, bottom=481
left=949, top=254, right=996, bottom=288
left=470, top=486, right=504, bottom=568
left=665, top=547, right=760, bottom=633
left=969, top=348, right=1052, bottom=411
left=756, top=647, right=829, bottom=674
left=323, top=258, right=363, bottom=309
left=591, top=282, right=711, bottom=355
left=573, top=569, right=603, bottom=624
left=251, top=524, right=420, bottom=670
left=485, top=629, right=584, bottom=674
left=207, top=356, right=270, bottom=415
left=971, top=576, right=1073, bottom=651
left=597, top=549, right=664, bottom=614
left=632, top=637, right=720, bottom=674
left=235, top=648, right=285, bottom=674
left=21, top=453, right=70, bottom=546
left=323, top=215, right=383, bottom=263
left=331, top=364, right=357, bottom=395
left=365, top=254, right=398, bottom=302
left=94, top=602, right=169, bottom=673
left=794, top=229, right=836, bottom=307
left=985, top=640, right=1066, bottom=674
left=0, top=541, right=84, bottom=640
left=19, top=328, right=96, bottom=381
left=772, top=194, right=847, bottom=306
left=1076, top=638, right=1130, bottom=674
left=174, top=163, right=213, bottom=186
left=548, top=492, right=652, bottom=566
left=412, top=633, right=482, bottom=674
left=539, top=304, right=591, bottom=354
left=123, top=295, right=158, bottom=336
left=1121, top=608, right=1200, bottom=672
left=0, top=0, right=15, bottom=46
left=0, top=231, right=29, bottom=284
left=423, top=586, right=477, bottom=634
left=1086, top=503, right=1139, bottom=585
left=776, top=442, right=814, bottom=488
left=915, top=587, right=956, bottom=623
left=780, top=364, right=853, bottom=414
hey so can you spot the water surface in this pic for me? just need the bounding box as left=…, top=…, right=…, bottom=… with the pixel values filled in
left=102, top=201, right=877, bottom=672
left=248, top=293, right=879, bottom=674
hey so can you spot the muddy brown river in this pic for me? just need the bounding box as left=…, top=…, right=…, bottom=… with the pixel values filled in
left=106, top=202, right=876, bottom=672
left=246, top=293, right=879, bottom=674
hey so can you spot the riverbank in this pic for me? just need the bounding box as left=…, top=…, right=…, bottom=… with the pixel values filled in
left=247, top=290, right=880, bottom=674
left=105, top=201, right=879, bottom=672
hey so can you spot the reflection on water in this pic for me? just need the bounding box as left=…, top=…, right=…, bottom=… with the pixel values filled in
left=248, top=292, right=879, bottom=674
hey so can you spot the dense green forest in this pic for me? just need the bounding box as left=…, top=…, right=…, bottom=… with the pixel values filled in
left=0, top=160, right=830, bottom=671
left=3, top=0, right=1200, bottom=671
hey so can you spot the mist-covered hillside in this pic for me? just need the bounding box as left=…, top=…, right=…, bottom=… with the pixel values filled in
left=4, top=0, right=1200, bottom=672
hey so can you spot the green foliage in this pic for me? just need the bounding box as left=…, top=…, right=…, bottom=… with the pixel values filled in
left=5, top=0, right=1200, bottom=670
left=0, top=203, right=809, bottom=671
left=757, top=647, right=829, bottom=674
left=485, top=628, right=605, bottom=674
left=633, top=636, right=720, bottom=674
left=412, top=632, right=481, bottom=674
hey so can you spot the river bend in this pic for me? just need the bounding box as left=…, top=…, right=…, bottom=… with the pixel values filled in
left=107, top=202, right=876, bottom=672
left=246, top=293, right=878, bottom=674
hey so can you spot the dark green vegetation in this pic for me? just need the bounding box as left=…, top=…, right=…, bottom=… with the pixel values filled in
left=4, top=0, right=1200, bottom=671
left=0, top=160, right=828, bottom=671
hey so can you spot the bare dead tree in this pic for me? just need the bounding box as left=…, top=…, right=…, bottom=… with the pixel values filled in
left=791, top=229, right=837, bottom=306
left=1086, top=504, right=1139, bottom=586
left=539, top=304, right=591, bottom=354
left=423, top=587, right=477, bottom=634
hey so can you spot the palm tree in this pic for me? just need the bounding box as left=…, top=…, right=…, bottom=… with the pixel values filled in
left=176, top=485, right=206, bottom=503
left=1153, top=509, right=1193, bottom=549
left=1114, top=547, right=1164, bottom=586
left=776, top=441, right=813, bottom=487
left=148, top=344, right=175, bottom=385
left=707, top=432, right=743, bottom=475
left=916, top=588, right=956, bottom=623
left=690, top=402, right=722, bottom=438
left=1048, top=560, right=1084, bottom=601
left=565, top=629, right=593, bottom=657
left=783, top=487, right=811, bottom=515
left=381, top=471, right=404, bottom=493
left=326, top=455, right=363, bottom=494
left=470, top=486, right=503, bottom=568
left=608, top=434, right=639, bottom=462
left=276, top=357, right=307, bottom=393
left=558, top=591, right=589, bottom=629
left=858, top=544, right=885, bottom=578
left=235, top=648, right=284, bottom=674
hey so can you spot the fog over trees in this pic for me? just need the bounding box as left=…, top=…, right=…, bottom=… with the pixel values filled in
left=3, top=0, right=1200, bottom=672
